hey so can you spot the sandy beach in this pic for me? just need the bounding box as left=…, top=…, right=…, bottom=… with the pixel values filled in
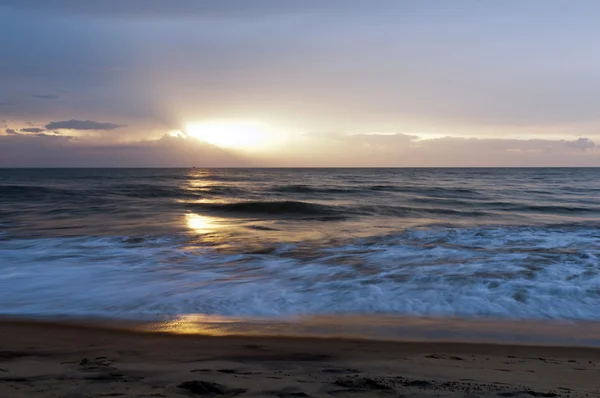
left=1, top=321, right=599, bottom=397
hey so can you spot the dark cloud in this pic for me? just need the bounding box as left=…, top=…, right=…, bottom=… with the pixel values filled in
left=32, top=132, right=60, bottom=137
left=289, top=133, right=600, bottom=167
left=2, top=127, right=61, bottom=136
left=1, top=130, right=598, bottom=167
left=32, top=94, right=59, bottom=100
left=0, top=101, right=13, bottom=106
left=565, top=137, right=595, bottom=151
left=21, top=127, right=46, bottom=133
left=0, top=133, right=248, bottom=167
left=44, top=120, right=124, bottom=131
left=425, top=137, right=597, bottom=154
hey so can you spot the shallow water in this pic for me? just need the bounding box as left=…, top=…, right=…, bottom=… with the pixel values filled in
left=1, top=168, right=600, bottom=321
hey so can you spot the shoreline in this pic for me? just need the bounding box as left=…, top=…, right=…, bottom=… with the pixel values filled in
left=1, top=320, right=600, bottom=397
left=4, top=314, right=600, bottom=347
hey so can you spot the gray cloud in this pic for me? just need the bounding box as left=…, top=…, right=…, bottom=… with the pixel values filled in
left=0, top=101, right=13, bottom=106
left=338, top=134, right=597, bottom=153
left=423, top=137, right=597, bottom=154
left=0, top=133, right=249, bottom=167
left=44, top=120, right=123, bottom=131
left=285, top=133, right=600, bottom=167
left=32, top=132, right=60, bottom=137
left=565, top=137, right=595, bottom=151
left=32, top=94, right=59, bottom=100
left=21, top=127, right=46, bottom=133
left=1, top=130, right=598, bottom=167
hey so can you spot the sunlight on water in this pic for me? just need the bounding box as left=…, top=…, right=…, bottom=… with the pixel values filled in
left=3, top=169, right=600, bottom=324
left=185, top=213, right=215, bottom=232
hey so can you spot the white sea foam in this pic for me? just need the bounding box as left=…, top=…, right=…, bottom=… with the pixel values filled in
left=1, top=226, right=600, bottom=320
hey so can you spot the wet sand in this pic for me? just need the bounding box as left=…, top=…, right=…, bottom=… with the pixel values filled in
left=1, top=321, right=600, bottom=397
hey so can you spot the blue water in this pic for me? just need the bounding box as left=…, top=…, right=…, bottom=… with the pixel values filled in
left=1, top=168, right=600, bottom=321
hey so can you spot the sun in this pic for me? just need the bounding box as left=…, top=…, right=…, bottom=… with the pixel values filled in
left=185, top=120, right=273, bottom=149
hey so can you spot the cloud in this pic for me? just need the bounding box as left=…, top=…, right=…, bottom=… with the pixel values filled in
left=2, top=126, right=63, bottom=136
left=32, top=94, right=59, bottom=100
left=0, top=133, right=249, bottom=167
left=339, top=134, right=597, bottom=154
left=3, top=1, right=600, bottom=157
left=282, top=133, right=600, bottom=167
left=1, top=128, right=598, bottom=167
left=20, top=127, right=46, bottom=133
left=565, top=137, right=595, bottom=151
left=423, top=137, right=597, bottom=154
left=32, top=132, right=61, bottom=137
left=44, top=119, right=124, bottom=131
left=4, top=128, right=53, bottom=136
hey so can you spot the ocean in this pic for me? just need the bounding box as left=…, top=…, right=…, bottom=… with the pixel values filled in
left=1, top=168, right=600, bottom=328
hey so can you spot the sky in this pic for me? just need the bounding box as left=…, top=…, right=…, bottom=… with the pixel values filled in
left=1, top=0, right=600, bottom=167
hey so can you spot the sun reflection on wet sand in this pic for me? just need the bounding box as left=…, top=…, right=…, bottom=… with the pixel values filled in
left=139, top=315, right=600, bottom=346
left=147, top=314, right=291, bottom=336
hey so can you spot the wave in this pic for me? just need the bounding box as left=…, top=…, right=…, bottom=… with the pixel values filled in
left=190, top=200, right=489, bottom=219
left=368, top=185, right=483, bottom=198
left=2, top=225, right=600, bottom=320
left=405, top=198, right=600, bottom=215
left=0, top=183, right=204, bottom=201
left=190, top=200, right=344, bottom=218
left=455, top=201, right=600, bottom=215
left=511, top=204, right=600, bottom=214
left=188, top=185, right=248, bottom=196
left=271, top=184, right=484, bottom=199
left=110, top=184, right=199, bottom=199
left=356, top=204, right=489, bottom=218
left=272, top=185, right=356, bottom=194
left=0, top=184, right=81, bottom=200
left=190, top=174, right=256, bottom=182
